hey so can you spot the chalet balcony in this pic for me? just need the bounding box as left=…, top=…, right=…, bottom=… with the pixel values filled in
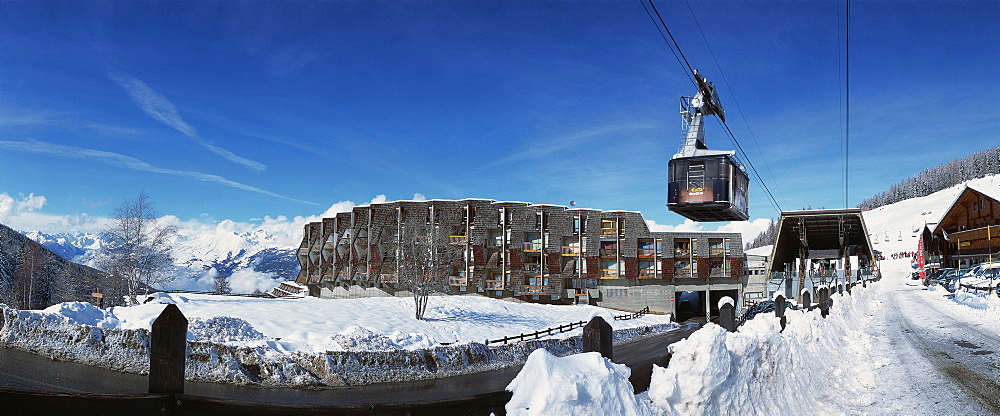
left=600, top=269, right=620, bottom=278
left=709, top=248, right=726, bottom=257
left=639, top=269, right=656, bottom=278
left=522, top=285, right=547, bottom=294
left=522, top=242, right=542, bottom=252
left=601, top=228, right=621, bottom=236
left=448, top=236, right=468, bottom=245
left=485, top=280, right=505, bottom=290
left=561, top=246, right=582, bottom=256
left=674, top=250, right=691, bottom=258
left=637, top=248, right=656, bottom=258
left=449, top=276, right=468, bottom=286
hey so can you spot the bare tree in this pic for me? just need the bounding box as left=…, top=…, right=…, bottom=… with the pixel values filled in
left=397, top=225, right=438, bottom=320
left=96, top=192, right=177, bottom=305
left=12, top=241, right=54, bottom=309
left=213, top=270, right=232, bottom=294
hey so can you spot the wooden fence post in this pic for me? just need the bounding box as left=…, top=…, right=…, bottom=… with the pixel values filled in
left=819, top=288, right=829, bottom=318
left=719, top=297, right=736, bottom=332
left=583, top=316, right=613, bottom=361
left=149, top=304, right=187, bottom=394
left=775, top=294, right=787, bottom=332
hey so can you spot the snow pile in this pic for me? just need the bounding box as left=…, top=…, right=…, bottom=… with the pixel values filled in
left=506, top=349, right=654, bottom=416
left=1, top=294, right=676, bottom=387
left=506, top=284, right=885, bottom=415
left=648, top=286, right=881, bottom=415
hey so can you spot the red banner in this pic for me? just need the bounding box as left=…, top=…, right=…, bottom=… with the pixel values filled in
left=917, top=234, right=926, bottom=280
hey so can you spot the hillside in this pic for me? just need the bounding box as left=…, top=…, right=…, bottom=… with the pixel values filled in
left=0, top=222, right=106, bottom=309
left=862, top=174, right=1000, bottom=260
left=22, top=226, right=299, bottom=294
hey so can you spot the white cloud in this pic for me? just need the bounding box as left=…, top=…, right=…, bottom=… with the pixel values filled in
left=646, top=219, right=705, bottom=233
left=109, top=72, right=266, bottom=172
left=0, top=193, right=46, bottom=215
left=412, top=193, right=427, bottom=201
left=646, top=217, right=773, bottom=248
left=715, top=218, right=774, bottom=246
left=0, top=140, right=312, bottom=205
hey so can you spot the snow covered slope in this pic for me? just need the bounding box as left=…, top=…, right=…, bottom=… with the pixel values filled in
left=862, top=174, right=1000, bottom=264
left=21, top=221, right=301, bottom=294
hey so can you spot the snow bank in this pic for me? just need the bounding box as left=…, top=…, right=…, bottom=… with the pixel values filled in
left=648, top=286, right=881, bottom=415
left=1, top=294, right=676, bottom=387
left=506, top=349, right=654, bottom=416
left=505, top=283, right=885, bottom=415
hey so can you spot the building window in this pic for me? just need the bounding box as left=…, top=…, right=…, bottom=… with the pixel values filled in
left=601, top=261, right=620, bottom=278
left=572, top=217, right=580, bottom=233
left=606, top=288, right=628, bottom=298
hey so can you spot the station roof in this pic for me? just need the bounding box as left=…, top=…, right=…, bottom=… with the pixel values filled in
left=769, top=209, right=876, bottom=272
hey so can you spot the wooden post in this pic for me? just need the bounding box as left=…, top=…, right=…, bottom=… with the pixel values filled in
left=775, top=295, right=787, bottom=332
left=819, top=288, right=829, bottom=318
left=583, top=316, right=613, bottom=361
left=719, top=301, right=736, bottom=332
left=149, top=304, right=187, bottom=394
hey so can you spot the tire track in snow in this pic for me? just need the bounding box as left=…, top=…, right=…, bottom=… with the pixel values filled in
left=886, top=286, right=1000, bottom=413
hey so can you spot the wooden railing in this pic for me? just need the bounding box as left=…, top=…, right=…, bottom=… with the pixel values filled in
left=484, top=306, right=651, bottom=345
left=449, top=276, right=468, bottom=286
left=379, top=274, right=398, bottom=283
left=638, top=270, right=656, bottom=278
left=601, top=269, right=620, bottom=278
left=637, top=248, right=656, bottom=257
left=522, top=242, right=542, bottom=252
left=522, top=285, right=547, bottom=294
left=561, top=246, right=581, bottom=255
left=613, top=306, right=650, bottom=321
left=485, top=280, right=505, bottom=290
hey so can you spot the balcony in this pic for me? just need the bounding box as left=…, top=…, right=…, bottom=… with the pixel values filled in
left=639, top=269, right=656, bottom=278
left=561, top=246, right=582, bottom=256
left=449, top=236, right=468, bottom=245
left=449, top=276, right=468, bottom=286
left=674, top=269, right=694, bottom=278
left=600, top=228, right=620, bottom=236
left=600, top=248, right=618, bottom=257
left=674, top=250, right=691, bottom=258
left=522, top=242, right=542, bottom=252
left=523, top=264, right=542, bottom=273
left=600, top=269, right=620, bottom=278
left=485, top=280, right=505, bottom=290
left=709, top=248, right=725, bottom=257
left=522, top=285, right=547, bottom=294
left=637, top=248, right=656, bottom=258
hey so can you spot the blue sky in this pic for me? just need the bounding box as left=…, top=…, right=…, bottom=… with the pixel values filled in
left=1, top=1, right=997, bottom=236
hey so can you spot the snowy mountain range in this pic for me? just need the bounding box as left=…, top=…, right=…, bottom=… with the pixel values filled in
left=20, top=225, right=300, bottom=294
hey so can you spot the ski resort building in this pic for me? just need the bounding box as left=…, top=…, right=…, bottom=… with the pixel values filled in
left=296, top=199, right=744, bottom=318
left=925, top=186, right=1000, bottom=269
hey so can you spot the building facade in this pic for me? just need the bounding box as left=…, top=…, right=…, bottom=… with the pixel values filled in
left=928, top=186, right=1000, bottom=269
left=296, top=199, right=743, bottom=317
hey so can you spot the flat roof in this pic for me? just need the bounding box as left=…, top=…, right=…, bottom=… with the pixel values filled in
left=769, top=209, right=876, bottom=271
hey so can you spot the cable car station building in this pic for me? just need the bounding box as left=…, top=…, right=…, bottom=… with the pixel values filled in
left=296, top=199, right=744, bottom=318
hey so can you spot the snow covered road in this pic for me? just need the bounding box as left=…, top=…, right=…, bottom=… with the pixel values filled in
left=873, top=278, right=1000, bottom=414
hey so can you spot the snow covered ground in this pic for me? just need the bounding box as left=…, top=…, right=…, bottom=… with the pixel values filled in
left=0, top=293, right=674, bottom=387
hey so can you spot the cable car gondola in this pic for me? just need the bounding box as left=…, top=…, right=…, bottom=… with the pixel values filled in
left=667, top=70, right=749, bottom=222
